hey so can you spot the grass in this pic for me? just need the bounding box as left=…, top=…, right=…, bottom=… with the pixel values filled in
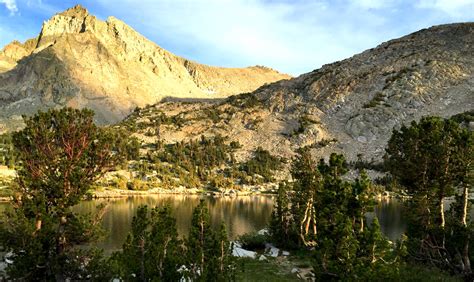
left=235, top=258, right=299, bottom=282
left=391, top=264, right=462, bottom=282
left=234, top=246, right=460, bottom=282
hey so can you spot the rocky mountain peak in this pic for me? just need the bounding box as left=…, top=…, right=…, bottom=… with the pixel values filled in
left=58, top=4, right=89, bottom=17
left=0, top=6, right=290, bottom=130
left=38, top=5, right=93, bottom=44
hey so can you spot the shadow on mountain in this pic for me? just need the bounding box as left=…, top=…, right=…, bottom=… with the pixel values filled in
left=160, top=96, right=225, bottom=103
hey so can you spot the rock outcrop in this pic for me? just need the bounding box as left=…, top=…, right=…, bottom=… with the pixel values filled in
left=0, top=5, right=290, bottom=130
left=121, top=23, right=473, bottom=162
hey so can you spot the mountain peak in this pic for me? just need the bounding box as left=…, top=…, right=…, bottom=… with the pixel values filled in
left=58, top=4, right=89, bottom=17
left=38, top=5, right=93, bottom=43
left=0, top=5, right=289, bottom=128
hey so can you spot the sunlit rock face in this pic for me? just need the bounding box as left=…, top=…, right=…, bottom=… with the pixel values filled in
left=0, top=5, right=290, bottom=130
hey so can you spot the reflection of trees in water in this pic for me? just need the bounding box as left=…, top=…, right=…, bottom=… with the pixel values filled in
left=0, top=197, right=418, bottom=248
left=0, top=197, right=424, bottom=248
left=74, top=195, right=274, bottom=251
left=367, top=199, right=407, bottom=241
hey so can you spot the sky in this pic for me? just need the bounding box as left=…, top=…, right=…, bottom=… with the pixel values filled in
left=0, top=0, right=473, bottom=76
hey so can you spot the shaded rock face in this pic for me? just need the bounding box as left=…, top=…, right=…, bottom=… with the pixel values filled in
left=0, top=5, right=290, bottom=130
left=122, top=23, right=473, bottom=162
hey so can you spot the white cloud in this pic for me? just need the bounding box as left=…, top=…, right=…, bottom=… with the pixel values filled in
left=416, top=0, right=474, bottom=18
left=351, top=0, right=394, bottom=9
left=0, top=0, right=18, bottom=15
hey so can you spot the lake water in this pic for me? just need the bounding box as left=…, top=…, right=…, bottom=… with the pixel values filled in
left=0, top=195, right=407, bottom=251
left=75, top=195, right=407, bottom=251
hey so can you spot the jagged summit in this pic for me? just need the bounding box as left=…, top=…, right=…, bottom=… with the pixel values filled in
left=0, top=6, right=290, bottom=130
left=59, top=4, right=89, bottom=16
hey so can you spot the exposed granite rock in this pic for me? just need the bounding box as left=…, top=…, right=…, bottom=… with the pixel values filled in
left=122, top=23, right=473, bottom=162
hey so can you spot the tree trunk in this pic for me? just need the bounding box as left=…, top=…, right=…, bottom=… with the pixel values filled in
left=220, top=239, right=225, bottom=272
left=159, top=238, right=171, bottom=278
left=461, top=177, right=472, bottom=275
left=300, top=197, right=317, bottom=246
left=440, top=197, right=445, bottom=228
left=462, top=234, right=472, bottom=274
left=200, top=219, right=205, bottom=276
left=35, top=219, right=42, bottom=232
left=462, top=185, right=469, bottom=226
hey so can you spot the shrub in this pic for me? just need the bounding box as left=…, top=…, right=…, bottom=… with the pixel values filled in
left=237, top=232, right=267, bottom=251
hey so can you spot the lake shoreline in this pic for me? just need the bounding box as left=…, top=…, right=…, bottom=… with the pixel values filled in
left=0, top=188, right=404, bottom=202
left=91, top=187, right=276, bottom=199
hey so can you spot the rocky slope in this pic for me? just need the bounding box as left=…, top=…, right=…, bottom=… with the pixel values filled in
left=121, top=23, right=474, bottom=162
left=0, top=5, right=289, bottom=130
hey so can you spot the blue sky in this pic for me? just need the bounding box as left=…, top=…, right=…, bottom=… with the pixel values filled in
left=0, top=0, right=473, bottom=75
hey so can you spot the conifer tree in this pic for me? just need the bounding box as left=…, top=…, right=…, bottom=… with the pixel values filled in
left=112, top=205, right=183, bottom=281
left=290, top=147, right=321, bottom=246
left=0, top=108, right=125, bottom=280
left=270, top=151, right=393, bottom=279
left=385, top=116, right=473, bottom=275
left=186, top=200, right=233, bottom=281
left=269, top=182, right=296, bottom=247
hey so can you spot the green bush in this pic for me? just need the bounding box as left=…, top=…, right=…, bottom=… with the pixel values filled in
left=237, top=232, right=267, bottom=251
left=127, top=179, right=149, bottom=191
left=240, top=147, right=282, bottom=183
left=363, top=92, right=386, bottom=108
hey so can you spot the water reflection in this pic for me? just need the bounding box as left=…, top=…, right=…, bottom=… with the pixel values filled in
left=75, top=195, right=274, bottom=251
left=0, top=196, right=408, bottom=251
left=368, top=199, right=407, bottom=241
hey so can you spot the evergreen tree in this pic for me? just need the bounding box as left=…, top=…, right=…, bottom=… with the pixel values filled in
left=270, top=151, right=394, bottom=279
left=112, top=205, right=183, bottom=281
left=269, top=182, right=296, bottom=247
left=291, top=147, right=321, bottom=247
left=186, top=200, right=233, bottom=281
left=385, top=116, right=473, bottom=275
left=313, top=154, right=393, bottom=280
left=0, top=108, right=124, bottom=280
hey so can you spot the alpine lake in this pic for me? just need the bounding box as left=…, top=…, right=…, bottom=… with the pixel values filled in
left=0, top=194, right=408, bottom=251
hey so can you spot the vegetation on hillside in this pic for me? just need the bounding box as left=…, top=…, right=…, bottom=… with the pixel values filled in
left=0, top=106, right=471, bottom=280
left=123, top=134, right=283, bottom=190
left=0, top=133, right=15, bottom=168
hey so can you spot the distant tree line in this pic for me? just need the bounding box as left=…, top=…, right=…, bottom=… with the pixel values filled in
left=0, top=133, right=16, bottom=168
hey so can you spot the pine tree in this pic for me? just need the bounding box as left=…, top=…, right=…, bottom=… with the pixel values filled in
left=291, top=147, right=321, bottom=247
left=0, top=108, right=125, bottom=280
left=112, top=205, right=183, bottom=281
left=186, top=200, right=233, bottom=281
left=269, top=182, right=296, bottom=247
left=187, top=200, right=215, bottom=280
left=385, top=116, right=473, bottom=274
